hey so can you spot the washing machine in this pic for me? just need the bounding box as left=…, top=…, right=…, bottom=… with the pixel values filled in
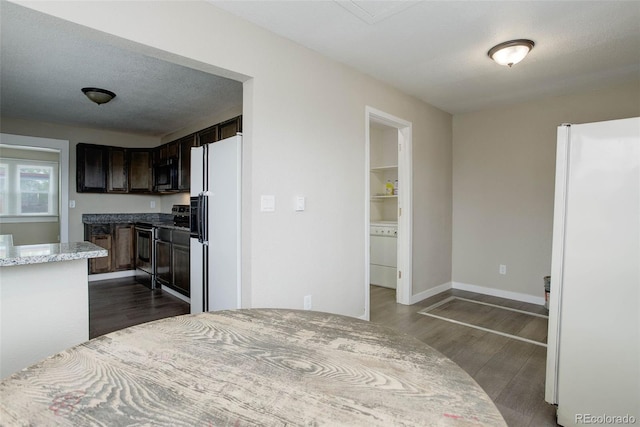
left=370, top=221, right=397, bottom=289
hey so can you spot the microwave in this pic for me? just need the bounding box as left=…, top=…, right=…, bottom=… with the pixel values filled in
left=154, top=158, right=178, bottom=192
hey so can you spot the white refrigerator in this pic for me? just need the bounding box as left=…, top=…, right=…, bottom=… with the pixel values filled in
left=190, top=134, right=242, bottom=314
left=546, top=118, right=639, bottom=426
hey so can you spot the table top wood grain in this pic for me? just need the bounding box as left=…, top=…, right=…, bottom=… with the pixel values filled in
left=0, top=309, right=506, bottom=426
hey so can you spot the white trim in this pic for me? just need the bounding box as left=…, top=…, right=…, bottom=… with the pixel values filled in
left=452, top=281, right=545, bottom=306
left=88, top=270, right=136, bottom=282
left=545, top=124, right=571, bottom=404
left=410, top=281, right=452, bottom=304
left=0, top=134, right=69, bottom=243
left=0, top=216, right=59, bottom=223
left=364, top=106, right=413, bottom=321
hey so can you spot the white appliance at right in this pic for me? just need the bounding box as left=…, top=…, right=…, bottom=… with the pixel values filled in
left=545, top=117, right=639, bottom=426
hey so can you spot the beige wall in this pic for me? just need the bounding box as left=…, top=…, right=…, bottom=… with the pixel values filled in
left=452, top=80, right=640, bottom=300
left=18, top=1, right=453, bottom=317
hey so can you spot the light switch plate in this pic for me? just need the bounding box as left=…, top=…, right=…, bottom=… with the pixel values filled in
left=261, top=195, right=275, bottom=212
left=295, top=196, right=305, bottom=211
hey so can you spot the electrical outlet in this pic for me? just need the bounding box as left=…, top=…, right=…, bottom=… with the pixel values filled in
left=499, top=264, right=507, bottom=275
left=304, top=295, right=312, bottom=310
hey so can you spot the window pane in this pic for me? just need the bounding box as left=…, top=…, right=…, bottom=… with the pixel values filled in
left=21, top=192, right=49, bottom=213
left=0, top=166, right=6, bottom=214
left=19, top=166, right=52, bottom=215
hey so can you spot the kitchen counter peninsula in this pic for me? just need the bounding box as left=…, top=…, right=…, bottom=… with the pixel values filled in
left=0, top=241, right=107, bottom=378
left=0, top=309, right=505, bottom=426
left=0, top=241, right=107, bottom=266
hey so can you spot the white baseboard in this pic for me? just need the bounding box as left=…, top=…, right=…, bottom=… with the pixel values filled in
left=88, top=270, right=136, bottom=282
left=410, top=282, right=452, bottom=304
left=452, top=281, right=545, bottom=306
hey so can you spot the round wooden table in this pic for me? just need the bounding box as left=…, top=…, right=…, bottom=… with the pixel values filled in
left=0, top=309, right=505, bottom=426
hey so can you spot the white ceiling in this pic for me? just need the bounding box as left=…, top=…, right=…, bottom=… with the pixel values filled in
left=212, top=0, right=640, bottom=114
left=1, top=1, right=639, bottom=137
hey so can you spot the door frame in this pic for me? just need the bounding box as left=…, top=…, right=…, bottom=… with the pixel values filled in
left=364, top=107, right=413, bottom=320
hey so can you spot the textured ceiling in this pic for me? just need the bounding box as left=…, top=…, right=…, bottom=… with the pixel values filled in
left=1, top=0, right=638, bottom=138
left=0, top=1, right=243, bottom=137
left=212, top=0, right=640, bottom=114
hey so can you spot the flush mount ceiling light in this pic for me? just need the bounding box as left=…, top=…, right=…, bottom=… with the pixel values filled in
left=81, top=87, right=116, bottom=105
left=488, top=39, right=535, bottom=67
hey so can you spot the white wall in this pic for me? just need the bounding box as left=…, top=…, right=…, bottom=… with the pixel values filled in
left=1, top=259, right=89, bottom=378
left=17, top=1, right=453, bottom=317
left=452, top=80, right=640, bottom=301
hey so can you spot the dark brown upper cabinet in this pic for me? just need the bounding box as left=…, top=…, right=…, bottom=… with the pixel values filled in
left=178, top=134, right=197, bottom=191
left=76, top=115, right=241, bottom=194
left=77, top=143, right=108, bottom=192
left=128, top=149, right=152, bottom=193
left=198, top=125, right=218, bottom=145
left=107, top=147, right=128, bottom=193
left=219, top=116, right=242, bottom=140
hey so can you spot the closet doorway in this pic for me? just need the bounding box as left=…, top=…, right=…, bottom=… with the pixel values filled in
left=364, top=107, right=412, bottom=320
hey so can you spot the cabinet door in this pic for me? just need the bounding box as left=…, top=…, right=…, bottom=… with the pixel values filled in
left=172, top=244, right=190, bottom=296
left=157, top=144, right=168, bottom=163
left=86, top=224, right=112, bottom=274
left=113, top=224, right=134, bottom=271
left=77, top=143, right=108, bottom=193
left=108, top=147, right=128, bottom=193
left=128, top=149, right=152, bottom=192
left=167, top=141, right=179, bottom=159
left=178, top=135, right=196, bottom=191
left=155, top=240, right=172, bottom=286
left=218, top=116, right=242, bottom=140
left=198, top=126, right=218, bottom=145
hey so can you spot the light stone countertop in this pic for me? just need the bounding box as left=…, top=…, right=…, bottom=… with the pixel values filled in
left=0, top=241, right=108, bottom=267
left=0, top=309, right=506, bottom=426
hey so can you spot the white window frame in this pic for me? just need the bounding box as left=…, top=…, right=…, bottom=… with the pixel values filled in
left=0, top=134, right=69, bottom=242
left=0, top=158, right=59, bottom=222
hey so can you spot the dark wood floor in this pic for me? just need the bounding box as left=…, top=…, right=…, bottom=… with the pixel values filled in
left=89, top=277, right=190, bottom=339
left=370, top=285, right=558, bottom=427
left=89, top=278, right=556, bottom=426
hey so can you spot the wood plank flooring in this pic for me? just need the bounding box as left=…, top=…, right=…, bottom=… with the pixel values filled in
left=89, top=277, right=190, bottom=339
left=369, top=285, right=558, bottom=427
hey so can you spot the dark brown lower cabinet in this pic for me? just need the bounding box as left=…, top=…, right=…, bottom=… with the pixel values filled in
left=113, top=224, right=134, bottom=270
left=155, top=228, right=190, bottom=297
left=88, top=226, right=112, bottom=274
left=155, top=239, right=172, bottom=287
left=171, top=229, right=190, bottom=296
left=85, top=223, right=135, bottom=274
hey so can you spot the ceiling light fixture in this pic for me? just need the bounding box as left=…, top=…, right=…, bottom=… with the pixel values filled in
left=488, top=39, right=535, bottom=67
left=81, top=87, right=116, bottom=105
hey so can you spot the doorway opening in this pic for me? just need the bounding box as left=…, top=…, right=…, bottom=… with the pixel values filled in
left=364, top=107, right=412, bottom=320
